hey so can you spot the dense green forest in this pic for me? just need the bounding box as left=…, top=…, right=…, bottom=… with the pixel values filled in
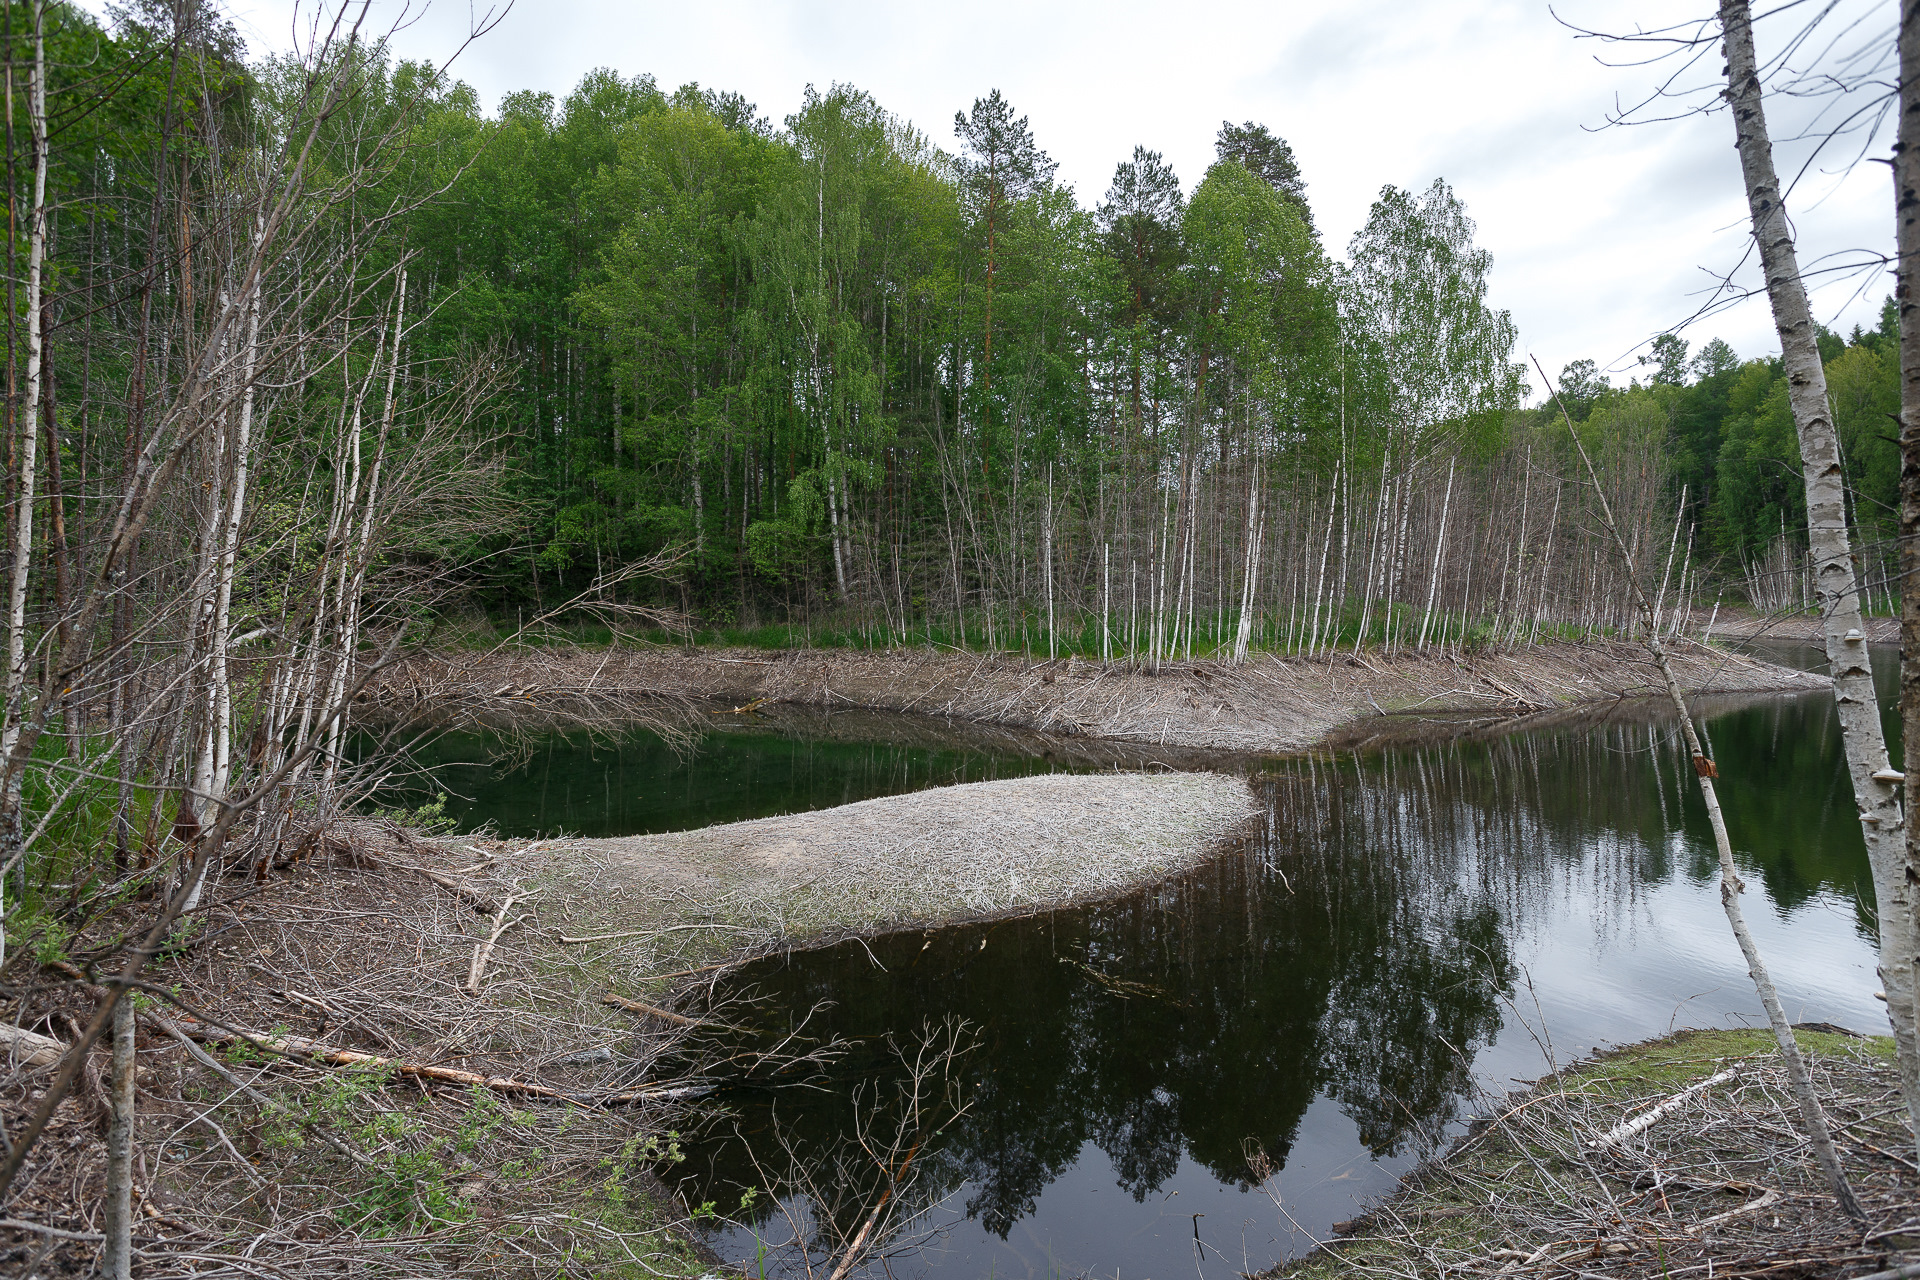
left=5, top=1, right=1892, bottom=684
left=1559, top=316, right=1902, bottom=616
left=349, top=44, right=1903, bottom=647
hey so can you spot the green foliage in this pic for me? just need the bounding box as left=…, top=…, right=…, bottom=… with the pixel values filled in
left=1552, top=302, right=1898, bottom=598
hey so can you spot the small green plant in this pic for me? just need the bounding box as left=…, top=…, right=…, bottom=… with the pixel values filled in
left=370, top=791, right=455, bottom=834
left=345, top=1147, right=472, bottom=1234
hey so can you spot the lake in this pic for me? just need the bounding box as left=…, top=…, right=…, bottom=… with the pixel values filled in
left=394, top=644, right=1891, bottom=1279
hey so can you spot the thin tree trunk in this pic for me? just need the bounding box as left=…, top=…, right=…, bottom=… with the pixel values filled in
left=1895, top=0, right=1920, bottom=1167
left=1552, top=355, right=1865, bottom=1220
left=1723, top=0, right=1920, bottom=1153
left=1102, top=541, right=1111, bottom=661
left=102, top=994, right=134, bottom=1280
left=1417, top=458, right=1456, bottom=648
left=0, top=10, right=47, bottom=959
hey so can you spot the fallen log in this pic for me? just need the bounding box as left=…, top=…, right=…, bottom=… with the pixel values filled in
left=1590, top=1068, right=1738, bottom=1149
left=0, top=1023, right=64, bottom=1067
left=175, top=1020, right=704, bottom=1104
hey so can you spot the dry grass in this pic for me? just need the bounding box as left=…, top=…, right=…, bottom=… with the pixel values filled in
left=370, top=638, right=1826, bottom=755
left=0, top=828, right=735, bottom=1279
left=1264, top=1028, right=1916, bottom=1280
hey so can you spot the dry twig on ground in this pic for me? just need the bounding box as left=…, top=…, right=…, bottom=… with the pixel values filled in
left=1265, top=1029, right=1915, bottom=1280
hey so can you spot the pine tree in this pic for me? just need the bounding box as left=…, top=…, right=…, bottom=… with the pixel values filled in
left=1214, top=120, right=1314, bottom=237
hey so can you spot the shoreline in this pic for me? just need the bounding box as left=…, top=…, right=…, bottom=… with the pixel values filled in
left=1268, top=1027, right=1913, bottom=1279
left=511, top=770, right=1260, bottom=988
left=373, top=635, right=1828, bottom=755
left=7, top=638, right=1848, bottom=1278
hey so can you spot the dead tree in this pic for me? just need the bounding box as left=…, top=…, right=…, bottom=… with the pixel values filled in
left=1547, top=354, right=1865, bottom=1221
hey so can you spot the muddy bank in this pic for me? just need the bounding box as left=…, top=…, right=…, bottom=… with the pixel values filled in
left=375, top=637, right=1826, bottom=754
left=516, top=770, right=1258, bottom=986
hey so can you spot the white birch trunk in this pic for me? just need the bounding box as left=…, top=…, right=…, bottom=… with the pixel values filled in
left=1309, top=463, right=1339, bottom=655
left=1417, top=458, right=1456, bottom=648
left=1722, top=0, right=1920, bottom=1153
left=1102, top=542, right=1111, bottom=661
left=1893, top=0, right=1920, bottom=1167
left=1233, top=474, right=1263, bottom=664
left=0, top=12, right=49, bottom=963
left=1044, top=464, right=1055, bottom=659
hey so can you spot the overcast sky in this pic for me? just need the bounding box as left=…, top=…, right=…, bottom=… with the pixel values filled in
left=114, top=0, right=1901, bottom=399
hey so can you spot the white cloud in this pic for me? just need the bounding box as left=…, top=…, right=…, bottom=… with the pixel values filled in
left=88, top=0, right=1900, bottom=395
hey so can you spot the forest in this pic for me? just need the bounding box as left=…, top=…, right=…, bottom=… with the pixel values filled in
left=0, top=0, right=1891, bottom=701
left=369, top=40, right=1903, bottom=652
left=0, top=0, right=1913, bottom=1274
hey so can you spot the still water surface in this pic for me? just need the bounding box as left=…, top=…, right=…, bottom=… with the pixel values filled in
left=405, top=648, right=1892, bottom=1279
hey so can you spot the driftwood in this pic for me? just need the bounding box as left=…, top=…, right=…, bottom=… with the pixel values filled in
left=0, top=1023, right=64, bottom=1066
left=1590, top=1068, right=1738, bottom=1149
left=175, top=1019, right=703, bottom=1105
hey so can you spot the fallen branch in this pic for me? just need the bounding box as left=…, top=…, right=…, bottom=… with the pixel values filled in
left=828, top=1139, right=925, bottom=1280
left=465, top=897, right=524, bottom=994
left=558, top=923, right=751, bottom=945
left=410, top=865, right=499, bottom=914
left=601, top=994, right=709, bottom=1028
left=1590, top=1068, right=1739, bottom=1149
left=0, top=1022, right=64, bottom=1066
left=174, top=1020, right=702, bottom=1104
left=0, top=1217, right=105, bottom=1242
left=1686, top=1186, right=1782, bottom=1234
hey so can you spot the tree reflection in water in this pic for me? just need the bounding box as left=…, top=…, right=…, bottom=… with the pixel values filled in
left=684, top=679, right=1879, bottom=1271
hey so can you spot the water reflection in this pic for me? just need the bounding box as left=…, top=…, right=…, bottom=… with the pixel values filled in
left=688, top=652, right=1891, bottom=1277
left=371, top=704, right=1212, bottom=838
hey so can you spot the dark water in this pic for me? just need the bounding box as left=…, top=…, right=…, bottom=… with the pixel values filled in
left=672, top=645, right=1893, bottom=1279
left=389, top=648, right=1893, bottom=1278
left=373, top=709, right=1131, bottom=838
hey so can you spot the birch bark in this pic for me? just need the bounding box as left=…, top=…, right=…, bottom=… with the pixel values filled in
left=1898, top=0, right=1920, bottom=1166
left=1722, top=0, right=1920, bottom=1152
left=1417, top=458, right=1455, bottom=648
left=0, top=8, right=48, bottom=965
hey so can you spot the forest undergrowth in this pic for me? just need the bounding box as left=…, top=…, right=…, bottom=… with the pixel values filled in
left=3, top=823, right=758, bottom=1279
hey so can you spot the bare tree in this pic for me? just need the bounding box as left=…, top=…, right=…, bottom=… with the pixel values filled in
left=1546, top=354, right=1864, bottom=1220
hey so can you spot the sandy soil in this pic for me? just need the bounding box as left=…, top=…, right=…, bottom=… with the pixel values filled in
left=375, top=637, right=1829, bottom=755
left=517, top=770, right=1258, bottom=984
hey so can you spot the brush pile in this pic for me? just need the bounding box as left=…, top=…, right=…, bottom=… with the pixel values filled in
left=1270, top=1028, right=1917, bottom=1280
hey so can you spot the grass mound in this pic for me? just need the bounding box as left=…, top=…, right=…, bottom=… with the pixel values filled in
left=1270, top=1028, right=1914, bottom=1279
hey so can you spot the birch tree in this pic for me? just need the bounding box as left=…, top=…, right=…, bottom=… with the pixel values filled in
left=1718, top=0, right=1920, bottom=1155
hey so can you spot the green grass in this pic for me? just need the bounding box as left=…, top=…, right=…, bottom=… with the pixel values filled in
left=1271, top=1028, right=1894, bottom=1280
